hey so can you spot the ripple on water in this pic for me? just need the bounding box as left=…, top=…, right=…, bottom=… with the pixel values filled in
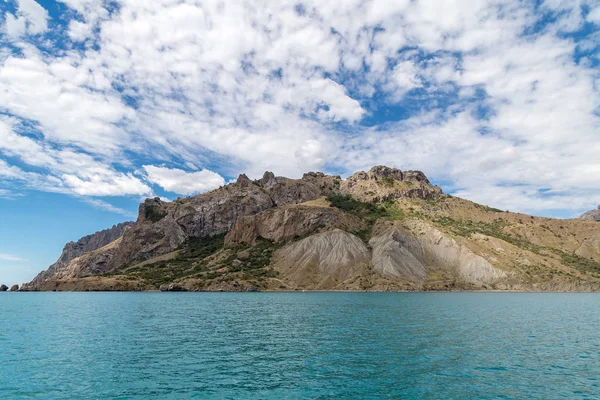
left=1, top=292, right=600, bottom=399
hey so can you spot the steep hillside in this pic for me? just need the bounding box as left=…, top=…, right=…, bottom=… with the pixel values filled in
left=22, top=166, right=600, bottom=292
left=22, top=222, right=133, bottom=290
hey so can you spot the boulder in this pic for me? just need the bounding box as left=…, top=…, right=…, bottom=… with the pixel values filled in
left=159, top=283, right=188, bottom=292
left=0, top=284, right=8, bottom=292
left=10, top=284, right=18, bottom=292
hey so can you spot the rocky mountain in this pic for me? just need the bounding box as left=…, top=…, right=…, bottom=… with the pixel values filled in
left=581, top=206, right=600, bottom=222
left=22, top=166, right=600, bottom=292
left=22, top=222, right=133, bottom=290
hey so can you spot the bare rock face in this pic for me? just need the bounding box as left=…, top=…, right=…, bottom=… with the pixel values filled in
left=370, top=220, right=506, bottom=285
left=111, top=172, right=342, bottom=268
left=273, top=229, right=371, bottom=289
left=10, top=284, right=18, bottom=292
left=259, top=172, right=323, bottom=205
left=225, top=204, right=364, bottom=245
left=367, top=165, right=404, bottom=182
left=111, top=177, right=277, bottom=267
left=401, top=220, right=507, bottom=284
left=344, top=165, right=443, bottom=201
left=581, top=205, right=600, bottom=222
left=369, top=227, right=427, bottom=282
left=24, top=222, right=133, bottom=288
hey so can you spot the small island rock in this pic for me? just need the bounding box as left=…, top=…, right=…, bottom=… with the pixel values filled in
left=159, top=283, right=188, bottom=292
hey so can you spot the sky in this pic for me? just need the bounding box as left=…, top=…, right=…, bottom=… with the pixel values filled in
left=0, top=0, right=599, bottom=285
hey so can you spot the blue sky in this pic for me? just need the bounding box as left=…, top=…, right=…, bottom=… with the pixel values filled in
left=0, top=0, right=599, bottom=285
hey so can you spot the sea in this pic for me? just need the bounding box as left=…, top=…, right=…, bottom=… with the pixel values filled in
left=1, top=292, right=599, bottom=399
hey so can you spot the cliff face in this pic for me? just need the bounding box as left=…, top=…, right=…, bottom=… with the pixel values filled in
left=23, top=166, right=600, bottom=292
left=23, top=222, right=133, bottom=289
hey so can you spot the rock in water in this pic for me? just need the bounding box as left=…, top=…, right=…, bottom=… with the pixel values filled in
left=0, top=285, right=8, bottom=292
left=10, top=284, right=18, bottom=292
left=159, top=283, right=188, bottom=292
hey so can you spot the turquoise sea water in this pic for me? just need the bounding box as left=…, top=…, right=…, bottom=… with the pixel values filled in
left=1, top=293, right=599, bottom=399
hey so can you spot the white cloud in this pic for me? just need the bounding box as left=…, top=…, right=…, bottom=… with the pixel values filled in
left=79, top=198, right=136, bottom=218
left=0, top=0, right=597, bottom=217
left=143, top=165, right=225, bottom=195
left=3, top=0, right=49, bottom=38
left=0, top=119, right=151, bottom=197
left=587, top=7, right=600, bottom=24
left=0, top=253, right=27, bottom=262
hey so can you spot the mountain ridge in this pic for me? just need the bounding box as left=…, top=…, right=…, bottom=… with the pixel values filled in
left=21, top=166, right=600, bottom=292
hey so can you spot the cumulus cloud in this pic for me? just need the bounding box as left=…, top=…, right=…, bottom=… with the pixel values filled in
left=143, top=166, right=225, bottom=195
left=3, top=0, right=48, bottom=38
left=0, top=0, right=598, bottom=216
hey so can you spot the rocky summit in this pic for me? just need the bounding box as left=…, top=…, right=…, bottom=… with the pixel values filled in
left=22, top=166, right=600, bottom=292
left=581, top=205, right=600, bottom=222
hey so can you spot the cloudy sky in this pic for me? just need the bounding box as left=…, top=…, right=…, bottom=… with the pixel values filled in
left=0, top=0, right=599, bottom=284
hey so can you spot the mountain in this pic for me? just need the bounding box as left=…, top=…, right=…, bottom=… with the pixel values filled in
left=22, top=222, right=133, bottom=290
left=22, top=166, right=600, bottom=292
left=581, top=206, right=600, bottom=222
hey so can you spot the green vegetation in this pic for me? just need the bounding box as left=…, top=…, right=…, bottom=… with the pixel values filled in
left=144, top=204, right=167, bottom=222
left=474, top=203, right=504, bottom=213
left=433, top=217, right=541, bottom=253
left=433, top=217, right=600, bottom=275
left=377, top=177, right=395, bottom=187
left=327, top=194, right=407, bottom=244
left=110, top=233, right=281, bottom=289
left=226, top=238, right=282, bottom=274
left=326, top=194, right=388, bottom=222
left=549, top=248, right=600, bottom=274
left=111, top=234, right=226, bottom=287
left=176, top=234, right=226, bottom=261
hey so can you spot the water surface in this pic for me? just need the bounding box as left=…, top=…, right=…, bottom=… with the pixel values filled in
left=1, top=293, right=599, bottom=399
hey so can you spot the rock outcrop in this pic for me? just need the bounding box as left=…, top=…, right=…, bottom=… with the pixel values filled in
left=159, top=283, right=188, bottom=292
left=24, top=222, right=133, bottom=289
left=0, top=284, right=8, bottom=292
left=110, top=172, right=330, bottom=269
left=581, top=205, right=600, bottom=222
left=225, top=204, right=363, bottom=245
left=10, top=284, right=18, bottom=292
left=343, top=165, right=443, bottom=201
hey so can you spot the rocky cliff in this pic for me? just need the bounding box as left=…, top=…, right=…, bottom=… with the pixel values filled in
left=22, top=222, right=133, bottom=290
left=581, top=206, right=600, bottom=222
left=22, top=166, right=600, bottom=292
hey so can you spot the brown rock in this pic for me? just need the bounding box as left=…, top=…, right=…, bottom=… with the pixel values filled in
left=225, top=204, right=364, bottom=245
